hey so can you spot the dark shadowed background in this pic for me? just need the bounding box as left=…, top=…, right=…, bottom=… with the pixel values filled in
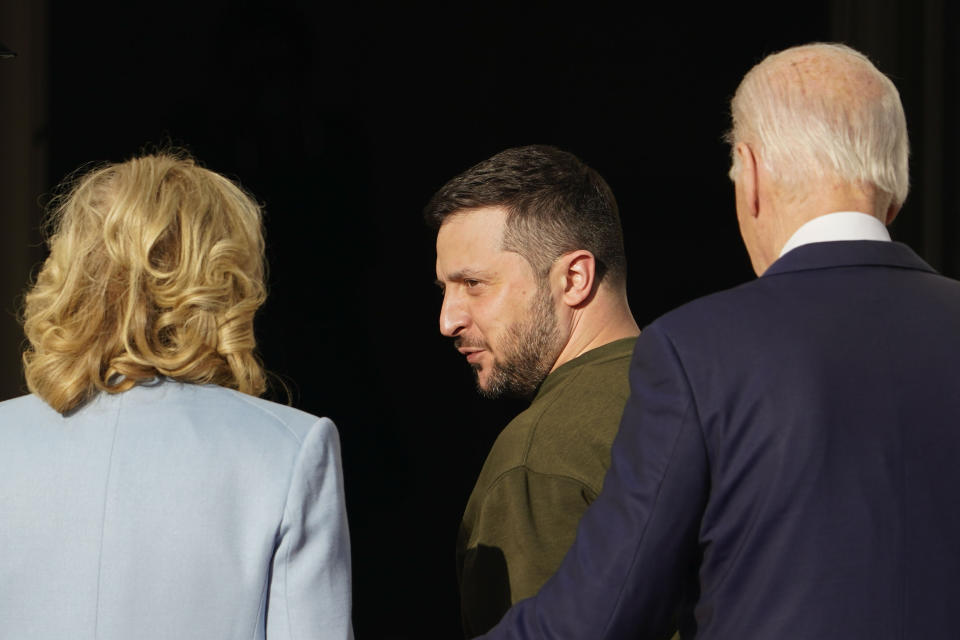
left=1, top=1, right=957, bottom=637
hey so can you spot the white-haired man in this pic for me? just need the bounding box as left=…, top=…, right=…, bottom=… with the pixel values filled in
left=478, top=43, right=960, bottom=640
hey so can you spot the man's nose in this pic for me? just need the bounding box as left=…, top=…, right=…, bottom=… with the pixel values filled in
left=439, top=291, right=468, bottom=337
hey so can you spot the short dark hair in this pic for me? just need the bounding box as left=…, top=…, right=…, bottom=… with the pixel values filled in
left=424, top=145, right=627, bottom=286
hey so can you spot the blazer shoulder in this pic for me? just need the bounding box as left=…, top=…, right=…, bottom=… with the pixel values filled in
left=222, top=388, right=335, bottom=445
left=123, top=381, right=336, bottom=446
left=0, top=394, right=63, bottom=427
left=0, top=392, right=54, bottom=413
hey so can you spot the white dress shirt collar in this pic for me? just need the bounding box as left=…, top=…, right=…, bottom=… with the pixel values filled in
left=779, top=211, right=891, bottom=258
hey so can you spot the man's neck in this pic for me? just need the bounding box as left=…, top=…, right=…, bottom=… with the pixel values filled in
left=550, top=289, right=640, bottom=373
left=767, top=181, right=893, bottom=260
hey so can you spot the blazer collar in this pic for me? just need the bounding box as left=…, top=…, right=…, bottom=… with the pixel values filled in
left=763, top=240, right=937, bottom=278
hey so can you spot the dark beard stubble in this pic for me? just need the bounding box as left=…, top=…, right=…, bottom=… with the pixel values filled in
left=474, top=282, right=562, bottom=399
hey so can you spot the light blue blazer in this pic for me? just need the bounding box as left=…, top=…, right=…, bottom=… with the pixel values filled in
left=0, top=379, right=353, bottom=639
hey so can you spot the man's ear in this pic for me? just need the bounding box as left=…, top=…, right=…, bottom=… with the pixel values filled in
left=736, top=142, right=760, bottom=219
left=885, top=201, right=901, bottom=226
left=555, top=250, right=596, bottom=308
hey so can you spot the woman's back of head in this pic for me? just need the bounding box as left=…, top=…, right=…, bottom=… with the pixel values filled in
left=23, top=151, right=267, bottom=413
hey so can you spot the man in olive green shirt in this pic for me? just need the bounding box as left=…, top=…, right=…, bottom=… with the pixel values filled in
left=426, top=145, right=641, bottom=637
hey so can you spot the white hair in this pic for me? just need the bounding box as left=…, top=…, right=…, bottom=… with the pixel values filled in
left=727, top=43, right=909, bottom=206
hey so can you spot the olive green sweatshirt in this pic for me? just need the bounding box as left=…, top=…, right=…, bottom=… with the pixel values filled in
left=457, top=337, right=638, bottom=638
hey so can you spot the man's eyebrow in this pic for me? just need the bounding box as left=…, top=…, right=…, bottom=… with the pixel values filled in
left=434, top=269, right=494, bottom=289
left=441, top=269, right=491, bottom=284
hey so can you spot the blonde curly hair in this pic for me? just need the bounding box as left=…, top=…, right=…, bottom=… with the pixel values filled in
left=22, top=152, right=268, bottom=413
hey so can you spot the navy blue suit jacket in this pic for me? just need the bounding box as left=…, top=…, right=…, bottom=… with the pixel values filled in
left=481, top=241, right=960, bottom=639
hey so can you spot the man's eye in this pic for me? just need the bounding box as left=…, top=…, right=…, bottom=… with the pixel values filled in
left=464, top=279, right=480, bottom=288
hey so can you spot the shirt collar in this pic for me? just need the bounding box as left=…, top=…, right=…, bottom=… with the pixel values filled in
left=779, top=211, right=891, bottom=258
